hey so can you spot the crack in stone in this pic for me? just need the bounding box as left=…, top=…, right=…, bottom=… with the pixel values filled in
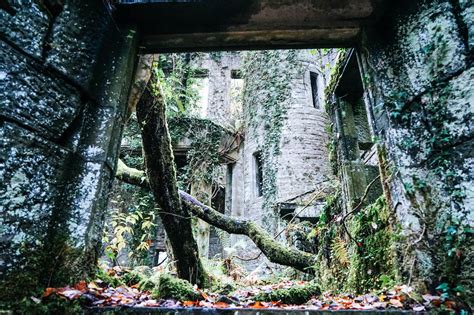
left=448, top=0, right=470, bottom=54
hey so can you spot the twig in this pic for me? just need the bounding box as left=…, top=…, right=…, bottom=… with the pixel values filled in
left=235, top=189, right=324, bottom=262
left=341, top=174, right=381, bottom=244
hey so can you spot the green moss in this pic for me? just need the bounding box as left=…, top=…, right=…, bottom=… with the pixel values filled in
left=311, top=193, right=400, bottom=294
left=94, top=268, right=124, bottom=288
left=255, top=282, right=320, bottom=304
left=346, top=196, right=398, bottom=292
left=152, top=274, right=200, bottom=301
left=138, top=272, right=161, bottom=291
left=121, top=270, right=145, bottom=287
left=323, top=49, right=349, bottom=112
left=211, top=282, right=236, bottom=296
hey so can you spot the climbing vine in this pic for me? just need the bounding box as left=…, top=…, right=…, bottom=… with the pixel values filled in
left=168, top=117, right=230, bottom=198
left=241, top=50, right=303, bottom=214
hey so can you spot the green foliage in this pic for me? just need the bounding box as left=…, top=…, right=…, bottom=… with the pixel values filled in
left=103, top=191, right=157, bottom=266
left=16, top=294, right=83, bottom=315
left=94, top=267, right=124, bottom=288
left=152, top=274, right=200, bottom=301
left=154, top=53, right=203, bottom=117
left=169, top=117, right=228, bottom=192
left=311, top=193, right=399, bottom=294
left=255, top=282, right=320, bottom=304
left=347, top=196, right=397, bottom=292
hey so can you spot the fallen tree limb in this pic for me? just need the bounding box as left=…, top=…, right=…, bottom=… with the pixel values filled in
left=116, top=159, right=317, bottom=273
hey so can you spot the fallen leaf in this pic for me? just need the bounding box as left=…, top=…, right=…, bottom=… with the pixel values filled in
left=199, top=301, right=215, bottom=308
left=249, top=301, right=266, bottom=308
left=183, top=300, right=198, bottom=307
left=58, top=289, right=83, bottom=300
left=413, top=305, right=425, bottom=311
left=88, top=281, right=101, bottom=290
left=74, top=280, right=87, bottom=292
left=389, top=298, right=403, bottom=308
left=444, top=300, right=456, bottom=309
left=43, top=287, right=56, bottom=298
left=214, top=301, right=230, bottom=308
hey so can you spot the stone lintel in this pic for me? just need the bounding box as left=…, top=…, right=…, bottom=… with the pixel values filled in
left=140, top=28, right=360, bottom=53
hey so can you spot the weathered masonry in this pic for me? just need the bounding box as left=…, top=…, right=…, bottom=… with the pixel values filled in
left=1, top=0, right=473, bottom=307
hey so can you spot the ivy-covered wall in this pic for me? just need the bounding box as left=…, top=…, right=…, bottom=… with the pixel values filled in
left=318, top=0, right=473, bottom=305
left=360, top=0, right=473, bottom=304
left=228, top=50, right=334, bottom=271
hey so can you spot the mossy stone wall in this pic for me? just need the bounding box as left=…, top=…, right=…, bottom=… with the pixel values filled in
left=0, top=1, right=138, bottom=304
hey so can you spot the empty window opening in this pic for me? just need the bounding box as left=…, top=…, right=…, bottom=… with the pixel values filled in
left=310, top=72, right=319, bottom=108
left=230, top=70, right=244, bottom=117
left=335, top=52, right=372, bottom=160
left=188, top=69, right=209, bottom=117
left=231, top=69, right=242, bottom=79
left=254, top=152, right=263, bottom=197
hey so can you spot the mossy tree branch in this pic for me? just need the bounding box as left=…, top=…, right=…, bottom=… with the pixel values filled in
left=135, top=80, right=208, bottom=287
left=116, top=159, right=317, bottom=273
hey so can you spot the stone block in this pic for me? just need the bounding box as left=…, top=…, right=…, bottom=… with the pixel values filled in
left=74, top=105, right=120, bottom=163
left=45, top=0, right=109, bottom=88
left=367, top=0, right=466, bottom=98
left=0, top=1, right=49, bottom=58
left=0, top=41, right=82, bottom=141
left=431, top=67, right=473, bottom=142
left=61, top=159, right=112, bottom=249
left=0, top=121, right=69, bottom=279
left=459, top=0, right=474, bottom=51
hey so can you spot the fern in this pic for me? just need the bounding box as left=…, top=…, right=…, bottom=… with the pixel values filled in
left=331, top=236, right=349, bottom=267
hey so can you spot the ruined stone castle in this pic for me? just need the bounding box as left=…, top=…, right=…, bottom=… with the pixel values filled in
left=1, top=0, right=472, bottom=306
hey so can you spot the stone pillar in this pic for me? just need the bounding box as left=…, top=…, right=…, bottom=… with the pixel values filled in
left=191, top=182, right=212, bottom=259
left=0, top=0, right=138, bottom=301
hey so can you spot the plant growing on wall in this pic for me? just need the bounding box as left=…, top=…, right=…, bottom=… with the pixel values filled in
left=241, top=50, right=302, bottom=215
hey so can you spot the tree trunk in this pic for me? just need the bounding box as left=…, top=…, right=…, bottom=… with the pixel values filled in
left=135, top=81, right=208, bottom=287
left=116, top=159, right=317, bottom=273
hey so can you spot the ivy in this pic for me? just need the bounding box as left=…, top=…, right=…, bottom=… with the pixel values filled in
left=241, top=50, right=303, bottom=214
left=168, top=117, right=230, bottom=195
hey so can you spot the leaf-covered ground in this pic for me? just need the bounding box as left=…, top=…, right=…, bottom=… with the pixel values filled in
left=36, top=268, right=468, bottom=313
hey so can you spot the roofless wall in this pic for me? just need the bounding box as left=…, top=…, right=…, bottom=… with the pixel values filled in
left=0, top=0, right=472, bottom=307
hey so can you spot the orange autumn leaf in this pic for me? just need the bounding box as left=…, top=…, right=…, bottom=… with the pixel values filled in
left=43, top=287, right=56, bottom=298
left=199, top=301, right=215, bottom=308
left=88, top=281, right=101, bottom=290
left=74, top=280, right=87, bottom=291
left=183, top=300, right=197, bottom=307
left=249, top=301, right=266, bottom=308
left=214, top=301, right=230, bottom=308
left=444, top=300, right=456, bottom=309
left=389, top=298, right=403, bottom=308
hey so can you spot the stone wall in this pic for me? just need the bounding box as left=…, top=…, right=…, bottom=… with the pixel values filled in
left=226, top=50, right=334, bottom=272
left=323, top=0, right=473, bottom=304
left=360, top=0, right=473, bottom=301
left=190, top=52, right=242, bottom=130
left=0, top=1, right=138, bottom=301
